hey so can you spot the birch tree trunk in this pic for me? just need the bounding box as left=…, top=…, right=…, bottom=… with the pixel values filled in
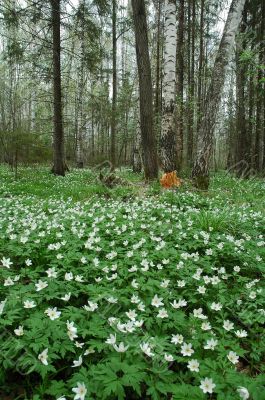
left=191, top=0, right=246, bottom=189
left=154, top=0, right=162, bottom=136
left=197, top=0, right=205, bottom=133
left=131, top=0, right=158, bottom=180
left=186, top=0, right=195, bottom=168
left=175, top=0, right=184, bottom=171
left=160, top=0, right=177, bottom=172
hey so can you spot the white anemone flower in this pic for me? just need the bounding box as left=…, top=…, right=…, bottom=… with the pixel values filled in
left=187, top=359, right=200, bottom=372
left=199, top=377, right=216, bottom=394
left=72, top=355, right=83, bottom=368
left=35, top=280, right=48, bottom=291
left=72, top=382, right=87, bottom=400
left=180, top=343, right=194, bottom=357
left=227, top=351, right=239, bottom=364
left=14, top=325, right=24, bottom=336
left=113, top=342, right=129, bottom=352
left=38, top=348, right=48, bottom=365
left=237, top=387, right=249, bottom=400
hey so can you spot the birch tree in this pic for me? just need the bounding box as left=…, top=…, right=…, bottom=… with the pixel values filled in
left=187, top=0, right=196, bottom=168
left=175, top=0, right=184, bottom=170
left=192, top=0, right=246, bottom=189
left=160, top=0, right=177, bottom=172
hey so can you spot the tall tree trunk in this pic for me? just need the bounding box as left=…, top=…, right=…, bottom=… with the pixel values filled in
left=191, top=0, right=246, bottom=189
left=51, top=0, right=65, bottom=175
left=197, top=0, right=205, bottom=132
left=154, top=0, right=162, bottom=136
left=175, top=0, right=184, bottom=171
left=255, top=0, right=265, bottom=173
left=131, top=0, right=158, bottom=180
left=160, top=0, right=177, bottom=172
left=110, top=0, right=117, bottom=170
left=263, top=0, right=265, bottom=173
left=186, top=0, right=195, bottom=167
left=76, top=0, right=85, bottom=168
left=235, top=6, right=251, bottom=177
left=51, top=0, right=66, bottom=176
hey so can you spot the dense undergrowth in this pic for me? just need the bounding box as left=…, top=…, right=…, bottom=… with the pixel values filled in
left=0, top=165, right=264, bottom=400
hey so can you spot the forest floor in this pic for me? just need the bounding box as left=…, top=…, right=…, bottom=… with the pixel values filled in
left=0, top=165, right=264, bottom=400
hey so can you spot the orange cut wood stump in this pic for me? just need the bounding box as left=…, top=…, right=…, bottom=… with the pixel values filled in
left=160, top=171, right=182, bottom=189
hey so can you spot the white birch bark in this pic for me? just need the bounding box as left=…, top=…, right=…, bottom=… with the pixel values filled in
left=160, top=0, right=177, bottom=172
left=192, top=0, right=246, bottom=189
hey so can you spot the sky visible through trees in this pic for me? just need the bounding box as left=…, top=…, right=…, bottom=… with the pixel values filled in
left=0, top=1, right=265, bottom=399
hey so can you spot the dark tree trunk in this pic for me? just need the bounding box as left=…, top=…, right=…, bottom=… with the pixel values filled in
left=133, top=108, right=142, bottom=173
left=175, top=0, right=184, bottom=171
left=131, top=0, right=158, bottom=180
left=110, top=0, right=117, bottom=170
left=255, top=0, right=265, bottom=173
left=51, top=0, right=66, bottom=176
left=226, top=72, right=236, bottom=170
left=234, top=6, right=251, bottom=177
left=192, top=0, right=246, bottom=189
left=76, top=0, right=85, bottom=168
left=248, top=69, right=254, bottom=168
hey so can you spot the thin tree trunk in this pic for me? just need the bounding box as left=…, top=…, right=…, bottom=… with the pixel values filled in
left=51, top=0, right=66, bottom=176
left=263, top=0, right=265, bottom=173
left=131, top=0, right=158, bottom=180
left=132, top=101, right=142, bottom=172
left=192, top=0, right=246, bottom=189
left=226, top=71, right=236, bottom=170
left=160, top=0, right=177, bottom=172
left=110, top=0, right=117, bottom=170
left=235, top=11, right=251, bottom=178
left=255, top=0, right=265, bottom=172
left=154, top=0, right=162, bottom=136
left=197, top=0, right=205, bottom=132
left=175, top=0, right=184, bottom=171
left=91, top=94, right=95, bottom=159
left=187, top=0, right=195, bottom=167
left=76, top=0, right=85, bottom=168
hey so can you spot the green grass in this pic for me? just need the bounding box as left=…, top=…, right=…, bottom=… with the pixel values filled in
left=0, top=165, right=143, bottom=201
left=1, top=165, right=264, bottom=206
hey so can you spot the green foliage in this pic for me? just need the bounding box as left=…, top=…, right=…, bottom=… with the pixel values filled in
left=0, top=167, right=264, bottom=399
